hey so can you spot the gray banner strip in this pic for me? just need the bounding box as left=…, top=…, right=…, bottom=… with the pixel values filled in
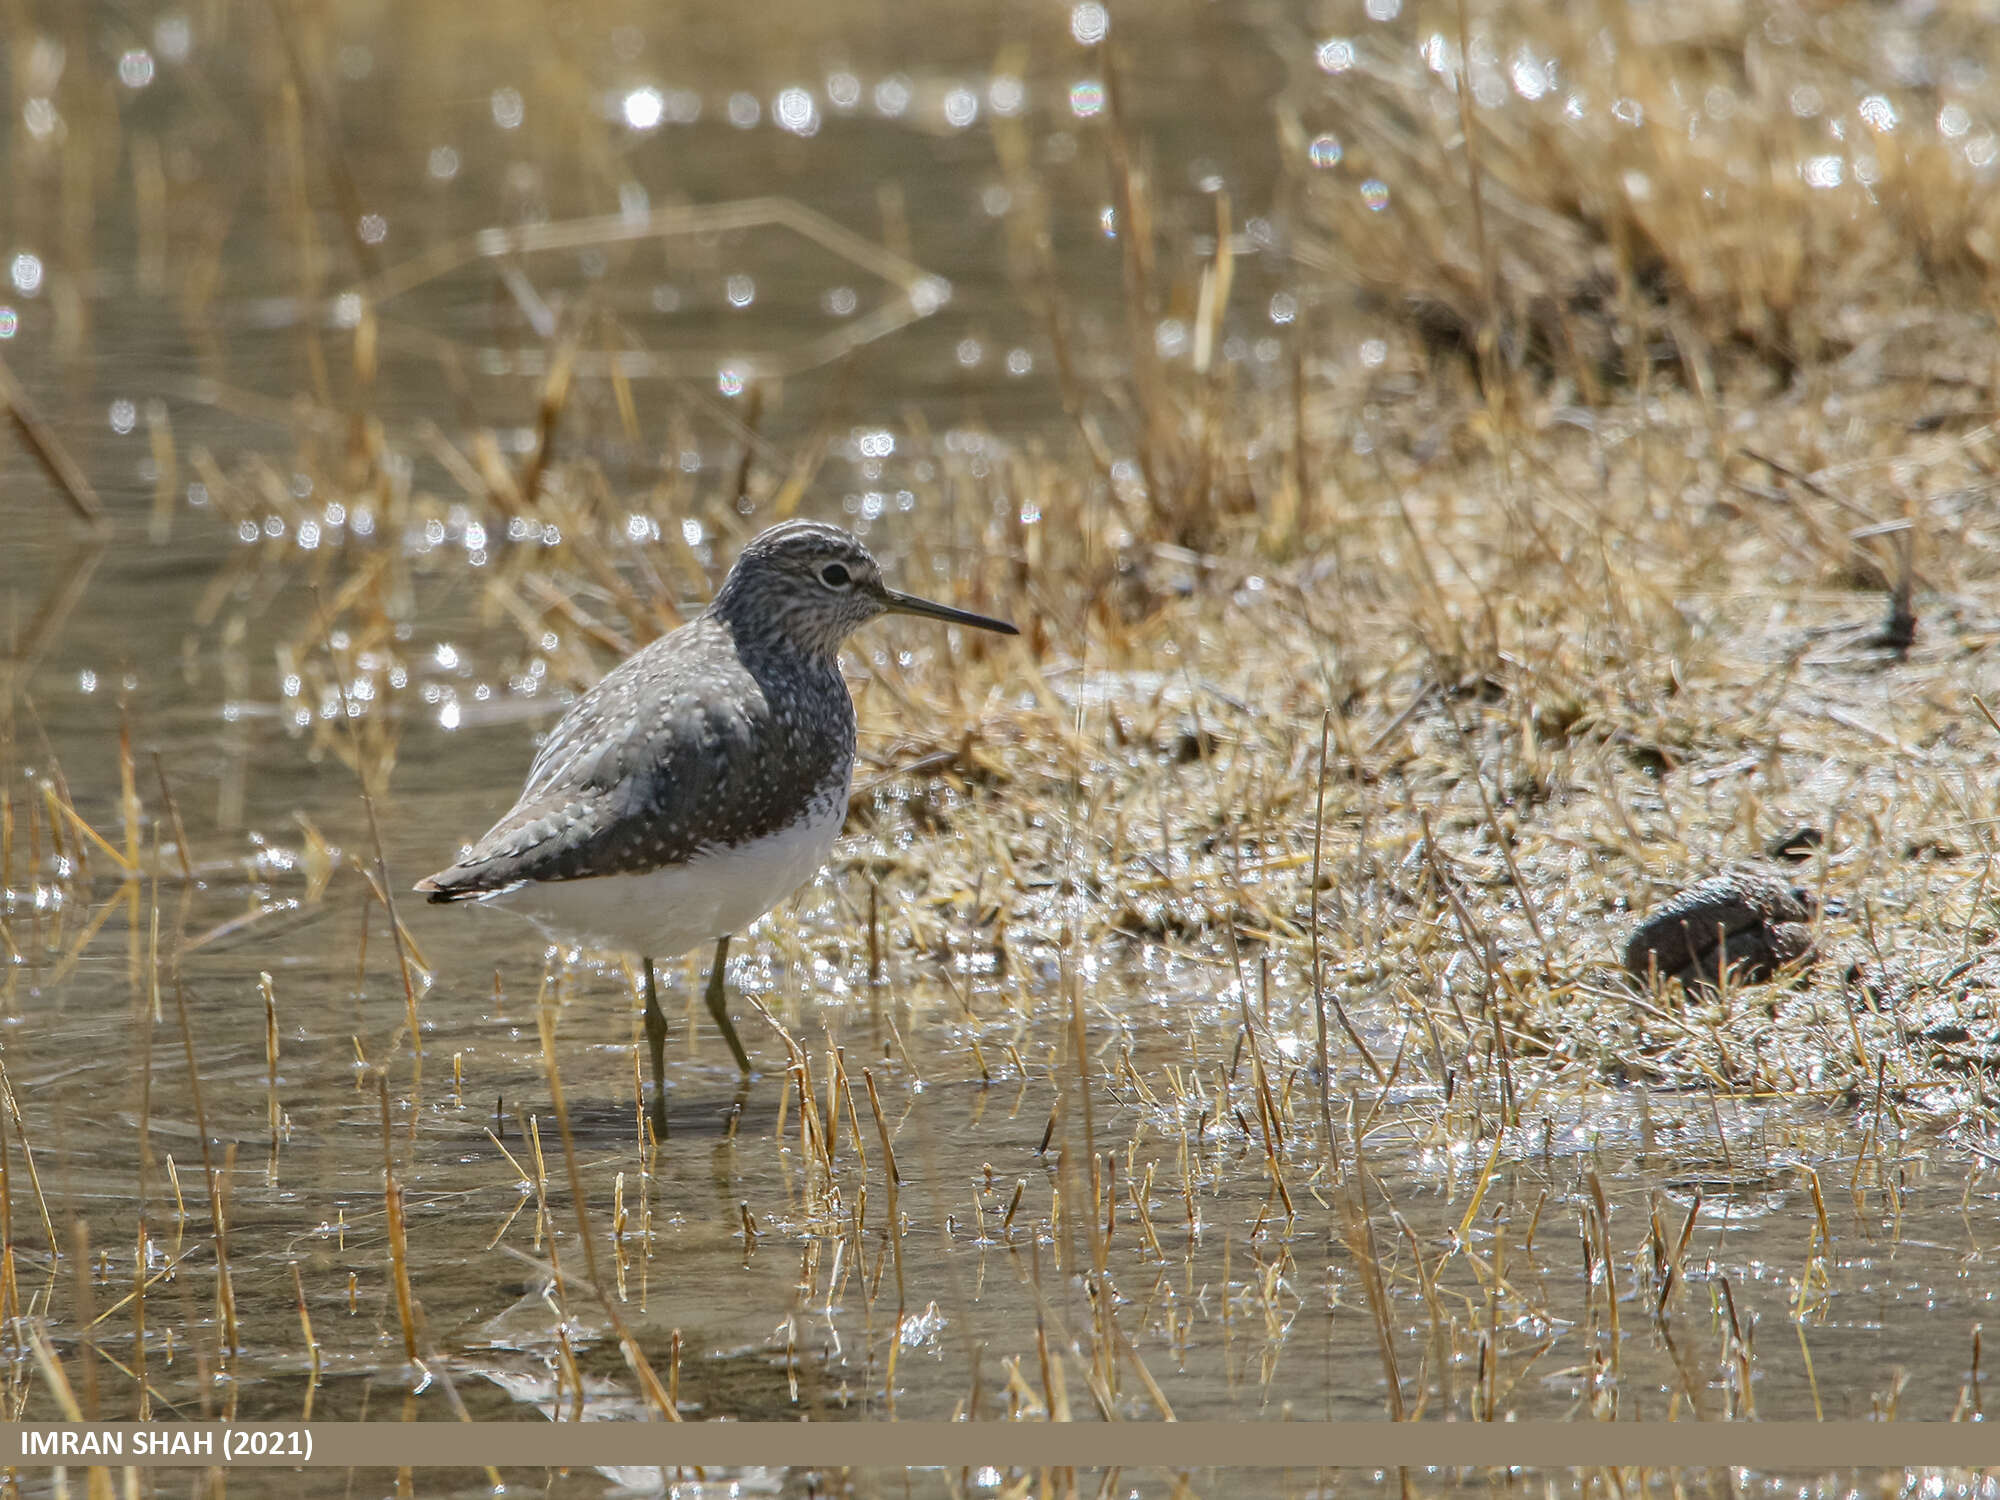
left=1, top=1423, right=1996, bottom=1469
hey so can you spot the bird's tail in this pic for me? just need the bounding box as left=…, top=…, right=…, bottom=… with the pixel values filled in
left=413, top=868, right=487, bottom=903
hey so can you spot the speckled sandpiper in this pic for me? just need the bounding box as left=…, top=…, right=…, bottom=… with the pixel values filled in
left=415, top=520, right=1018, bottom=1138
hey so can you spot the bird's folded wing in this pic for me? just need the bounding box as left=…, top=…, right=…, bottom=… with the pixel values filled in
left=418, top=687, right=763, bottom=897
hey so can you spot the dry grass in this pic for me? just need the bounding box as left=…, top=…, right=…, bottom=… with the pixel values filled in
left=7, top=0, right=2000, bottom=1483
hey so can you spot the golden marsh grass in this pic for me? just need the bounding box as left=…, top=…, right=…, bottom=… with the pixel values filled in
left=3, top=0, right=2000, bottom=1494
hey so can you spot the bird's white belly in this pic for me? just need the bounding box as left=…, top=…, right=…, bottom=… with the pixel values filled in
left=479, top=792, right=845, bottom=958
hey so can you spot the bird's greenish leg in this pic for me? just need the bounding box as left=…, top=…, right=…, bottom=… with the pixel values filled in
left=642, top=957, right=669, bottom=1142
left=705, top=935, right=751, bottom=1074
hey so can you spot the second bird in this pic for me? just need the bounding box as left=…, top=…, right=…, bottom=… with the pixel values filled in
left=417, top=520, right=1018, bottom=1138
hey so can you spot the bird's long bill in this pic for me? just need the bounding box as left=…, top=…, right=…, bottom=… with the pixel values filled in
left=880, top=587, right=1020, bottom=635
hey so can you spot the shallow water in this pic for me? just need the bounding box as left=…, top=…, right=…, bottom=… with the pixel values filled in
left=4, top=1, right=2000, bottom=1492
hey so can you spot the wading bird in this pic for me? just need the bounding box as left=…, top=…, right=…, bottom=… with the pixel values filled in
left=417, top=521, right=1017, bottom=1138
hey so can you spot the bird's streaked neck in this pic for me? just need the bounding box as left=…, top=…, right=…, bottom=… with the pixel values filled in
left=706, top=579, right=857, bottom=665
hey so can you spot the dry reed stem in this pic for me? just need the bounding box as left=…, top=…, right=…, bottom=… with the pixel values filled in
left=532, top=985, right=682, bottom=1421
left=168, top=981, right=236, bottom=1361
left=0, top=355, right=106, bottom=530
left=149, top=753, right=194, bottom=884
left=376, top=1074, right=421, bottom=1366
left=312, top=588, right=425, bottom=1092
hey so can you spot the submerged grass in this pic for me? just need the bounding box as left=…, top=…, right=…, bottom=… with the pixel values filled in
left=6, top=2, right=2000, bottom=1493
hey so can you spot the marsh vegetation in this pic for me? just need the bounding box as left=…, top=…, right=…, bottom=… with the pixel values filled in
left=4, top=0, right=2000, bottom=1496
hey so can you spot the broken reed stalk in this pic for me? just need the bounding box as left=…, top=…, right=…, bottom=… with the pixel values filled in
left=68, top=1217, right=98, bottom=1419
left=868, top=880, right=882, bottom=984
left=1309, top=711, right=1339, bottom=1172
left=532, top=988, right=682, bottom=1421
left=134, top=825, right=160, bottom=1416
left=1585, top=1169, right=1621, bottom=1398
left=261, top=971, right=282, bottom=1152
left=1236, top=991, right=1295, bottom=1224
left=310, top=587, right=424, bottom=1092
left=290, top=1261, right=320, bottom=1417
left=119, top=715, right=143, bottom=993
left=170, top=980, right=238, bottom=1360
left=132, top=1217, right=149, bottom=1421
left=861, top=1067, right=904, bottom=1313
left=27, top=1323, right=84, bottom=1420
left=1343, top=1154, right=1405, bottom=1421
left=0, top=354, right=107, bottom=530
left=519, top=337, right=576, bottom=507
left=150, top=752, right=195, bottom=882
left=377, top=1074, right=420, bottom=1365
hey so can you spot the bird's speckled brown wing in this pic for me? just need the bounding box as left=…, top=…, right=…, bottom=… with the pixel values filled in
left=416, top=615, right=852, bottom=900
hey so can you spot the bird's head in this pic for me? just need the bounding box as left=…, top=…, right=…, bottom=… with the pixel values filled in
left=710, top=520, right=1017, bottom=658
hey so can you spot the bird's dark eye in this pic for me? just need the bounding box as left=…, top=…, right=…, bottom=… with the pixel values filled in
left=820, top=562, right=851, bottom=588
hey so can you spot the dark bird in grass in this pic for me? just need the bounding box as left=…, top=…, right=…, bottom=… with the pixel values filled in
left=1623, top=866, right=1817, bottom=997
left=417, top=521, right=1017, bottom=1138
